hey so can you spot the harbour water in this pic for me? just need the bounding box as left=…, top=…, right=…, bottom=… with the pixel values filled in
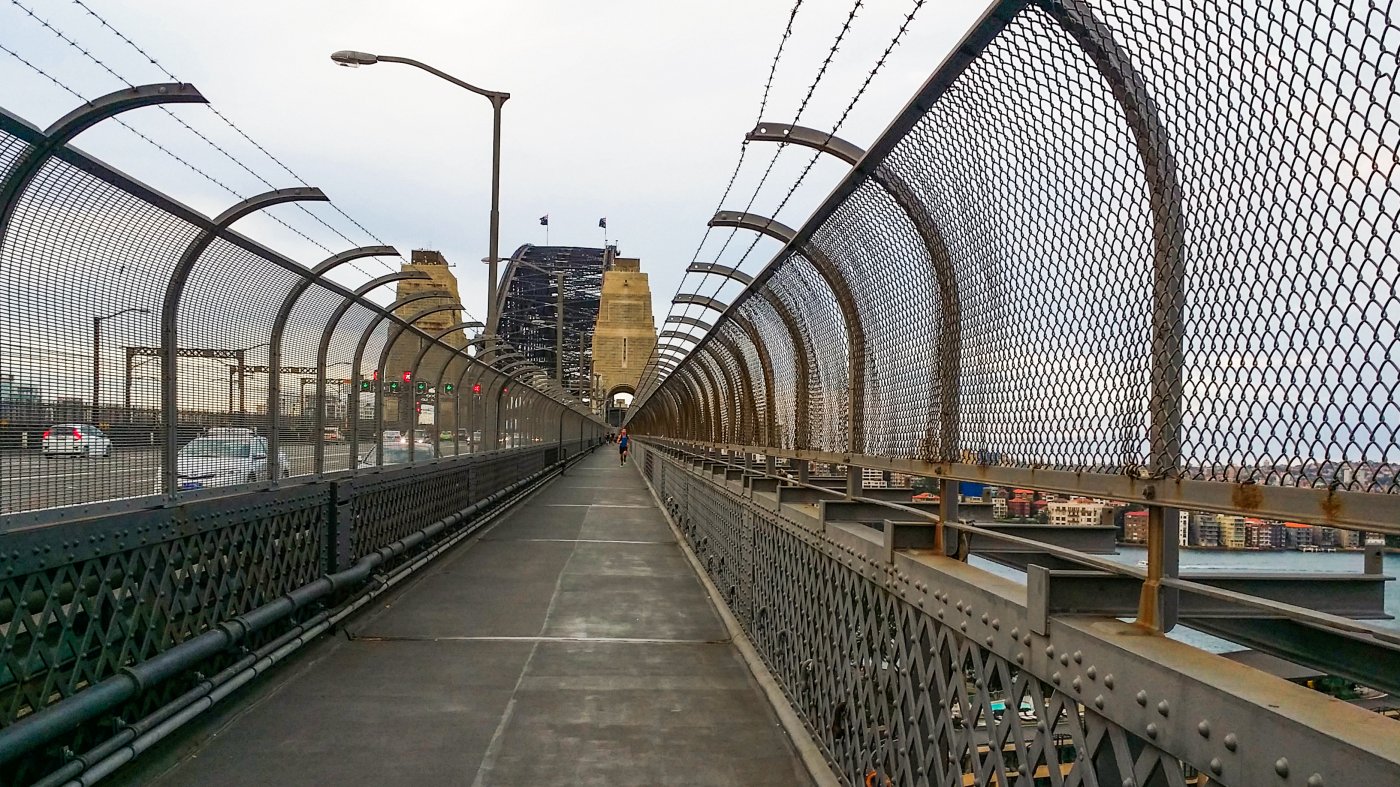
left=971, top=547, right=1399, bottom=654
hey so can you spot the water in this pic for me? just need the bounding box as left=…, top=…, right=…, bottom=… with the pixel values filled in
left=970, top=547, right=1399, bottom=654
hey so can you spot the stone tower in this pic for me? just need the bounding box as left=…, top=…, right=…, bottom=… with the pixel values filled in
left=591, top=255, right=656, bottom=413
left=384, top=250, right=467, bottom=428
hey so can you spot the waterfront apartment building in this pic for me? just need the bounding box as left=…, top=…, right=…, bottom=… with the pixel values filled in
left=1046, top=498, right=1114, bottom=527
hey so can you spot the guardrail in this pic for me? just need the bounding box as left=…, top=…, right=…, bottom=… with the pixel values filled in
left=0, top=439, right=599, bottom=784
left=639, top=441, right=1400, bottom=786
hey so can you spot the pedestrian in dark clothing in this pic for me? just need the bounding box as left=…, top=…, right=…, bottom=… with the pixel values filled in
left=618, top=429, right=630, bottom=466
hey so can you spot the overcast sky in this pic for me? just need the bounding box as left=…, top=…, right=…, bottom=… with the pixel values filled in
left=0, top=0, right=990, bottom=325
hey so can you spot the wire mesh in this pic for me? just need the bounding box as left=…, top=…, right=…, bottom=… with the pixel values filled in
left=0, top=105, right=595, bottom=519
left=635, top=0, right=1399, bottom=498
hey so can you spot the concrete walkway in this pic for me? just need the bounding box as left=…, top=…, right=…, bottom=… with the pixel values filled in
left=134, top=449, right=812, bottom=787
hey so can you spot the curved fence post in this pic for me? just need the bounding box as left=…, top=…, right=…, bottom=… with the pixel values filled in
left=0, top=84, right=205, bottom=244
left=161, top=187, right=328, bottom=495
left=1034, top=0, right=1185, bottom=632
left=747, top=122, right=962, bottom=463
left=732, top=313, right=777, bottom=448
left=267, top=245, right=397, bottom=482
left=315, top=271, right=430, bottom=474
left=374, top=304, right=464, bottom=462
left=710, top=211, right=866, bottom=466
left=347, top=289, right=450, bottom=467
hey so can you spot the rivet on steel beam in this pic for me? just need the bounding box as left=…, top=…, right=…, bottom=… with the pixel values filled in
left=1104, top=674, right=1115, bottom=689
left=1010, top=627, right=1019, bottom=639
left=959, top=622, right=967, bottom=632
left=990, top=618, right=1000, bottom=630
left=1071, top=677, right=1081, bottom=692
left=984, top=636, right=994, bottom=647
left=1045, top=645, right=1055, bottom=658
left=1136, top=690, right=1148, bottom=707
left=1052, top=671, right=1061, bottom=684
left=1209, top=758, right=1224, bottom=775
left=1094, top=695, right=1105, bottom=710
left=1086, top=666, right=1097, bottom=680
left=1073, top=650, right=1083, bottom=664
left=1275, top=759, right=1290, bottom=778
left=980, top=613, right=988, bottom=624
left=1145, top=723, right=1158, bottom=739
left=1197, top=720, right=1210, bottom=738
left=1307, top=774, right=1324, bottom=786
left=1060, top=653, right=1070, bottom=666
left=1015, top=653, right=1025, bottom=665
left=1157, top=700, right=1170, bottom=717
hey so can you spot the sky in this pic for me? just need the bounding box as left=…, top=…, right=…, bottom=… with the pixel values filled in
left=0, top=0, right=991, bottom=330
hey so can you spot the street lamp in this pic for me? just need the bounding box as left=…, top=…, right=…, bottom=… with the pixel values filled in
left=93, top=307, right=149, bottom=424
left=330, top=49, right=509, bottom=361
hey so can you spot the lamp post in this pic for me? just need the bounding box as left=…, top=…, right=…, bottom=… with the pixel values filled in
left=93, top=307, right=149, bottom=425
left=331, top=49, right=509, bottom=360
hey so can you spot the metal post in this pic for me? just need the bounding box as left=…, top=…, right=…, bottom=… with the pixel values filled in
left=123, top=348, right=134, bottom=422
left=486, top=94, right=504, bottom=361
left=91, top=316, right=101, bottom=425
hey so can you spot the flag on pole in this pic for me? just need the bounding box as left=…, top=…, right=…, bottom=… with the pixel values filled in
left=598, top=218, right=607, bottom=229
left=539, top=215, right=549, bottom=226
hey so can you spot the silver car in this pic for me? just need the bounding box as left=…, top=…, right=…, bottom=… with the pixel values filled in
left=42, top=424, right=112, bottom=458
left=173, top=431, right=289, bottom=491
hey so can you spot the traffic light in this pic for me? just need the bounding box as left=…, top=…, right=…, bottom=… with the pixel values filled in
left=443, top=382, right=455, bottom=394
left=359, top=380, right=371, bottom=392
left=472, top=383, right=481, bottom=395
left=372, top=370, right=380, bottom=382
left=388, top=380, right=400, bottom=393
left=415, top=380, right=427, bottom=394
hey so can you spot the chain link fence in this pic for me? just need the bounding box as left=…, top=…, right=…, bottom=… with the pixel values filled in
left=631, top=0, right=1399, bottom=529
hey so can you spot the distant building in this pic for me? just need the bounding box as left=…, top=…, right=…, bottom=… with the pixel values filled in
left=1284, top=523, right=1314, bottom=549
left=1244, top=519, right=1285, bottom=549
left=1046, top=498, right=1114, bottom=527
left=1216, top=515, right=1247, bottom=549
left=1122, top=510, right=1149, bottom=544
left=1191, top=512, right=1221, bottom=547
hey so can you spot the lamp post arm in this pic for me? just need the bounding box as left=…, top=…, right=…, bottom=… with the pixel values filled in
left=375, top=55, right=509, bottom=101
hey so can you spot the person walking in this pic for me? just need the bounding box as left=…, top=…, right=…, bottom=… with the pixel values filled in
left=618, top=428, right=630, bottom=466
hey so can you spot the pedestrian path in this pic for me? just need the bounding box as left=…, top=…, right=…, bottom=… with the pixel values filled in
left=132, top=449, right=812, bottom=786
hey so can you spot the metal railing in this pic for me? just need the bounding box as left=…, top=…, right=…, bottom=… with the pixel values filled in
left=0, top=84, right=607, bottom=782
left=640, top=442, right=1400, bottom=785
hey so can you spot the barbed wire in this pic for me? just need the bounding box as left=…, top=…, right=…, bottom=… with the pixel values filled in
left=68, top=0, right=400, bottom=260
left=635, top=0, right=929, bottom=404
left=4, top=0, right=403, bottom=284
left=627, top=0, right=808, bottom=400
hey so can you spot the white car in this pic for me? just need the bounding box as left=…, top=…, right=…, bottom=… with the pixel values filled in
left=173, top=430, right=289, bottom=491
left=42, top=424, right=112, bottom=458
left=382, top=429, right=404, bottom=444
left=359, top=440, right=437, bottom=468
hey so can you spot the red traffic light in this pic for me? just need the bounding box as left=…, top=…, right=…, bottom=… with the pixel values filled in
left=372, top=370, right=380, bottom=381
left=401, top=371, right=412, bottom=383
left=472, top=383, right=482, bottom=394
